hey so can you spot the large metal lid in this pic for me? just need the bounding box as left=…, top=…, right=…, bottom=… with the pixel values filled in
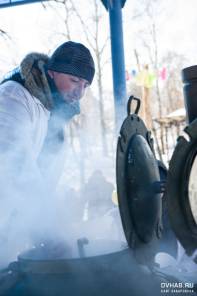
left=116, top=97, right=164, bottom=264
left=167, top=119, right=197, bottom=261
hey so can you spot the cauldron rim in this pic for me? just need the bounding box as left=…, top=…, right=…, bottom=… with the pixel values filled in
left=17, top=239, right=129, bottom=263
left=12, top=241, right=133, bottom=275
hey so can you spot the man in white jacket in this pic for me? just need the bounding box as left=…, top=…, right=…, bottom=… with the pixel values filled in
left=0, top=41, right=95, bottom=266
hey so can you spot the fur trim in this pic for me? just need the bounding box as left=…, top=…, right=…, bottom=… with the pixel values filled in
left=20, top=53, right=54, bottom=110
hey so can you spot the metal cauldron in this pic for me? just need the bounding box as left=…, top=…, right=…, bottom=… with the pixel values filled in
left=0, top=239, right=164, bottom=296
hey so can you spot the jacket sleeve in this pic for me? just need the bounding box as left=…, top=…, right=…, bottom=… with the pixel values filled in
left=0, top=81, right=36, bottom=174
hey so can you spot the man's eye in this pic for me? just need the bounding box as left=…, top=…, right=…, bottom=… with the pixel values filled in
left=71, top=78, right=80, bottom=83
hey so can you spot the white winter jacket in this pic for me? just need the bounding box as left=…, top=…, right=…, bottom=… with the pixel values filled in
left=0, top=53, right=76, bottom=267
left=0, top=80, right=50, bottom=161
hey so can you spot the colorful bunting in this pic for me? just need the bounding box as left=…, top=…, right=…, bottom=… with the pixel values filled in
left=136, top=67, right=156, bottom=88
left=126, top=65, right=167, bottom=86
left=159, top=67, right=167, bottom=80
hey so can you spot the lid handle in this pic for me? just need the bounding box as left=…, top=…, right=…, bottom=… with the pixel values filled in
left=127, top=95, right=141, bottom=116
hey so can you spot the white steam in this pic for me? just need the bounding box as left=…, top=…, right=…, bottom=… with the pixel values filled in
left=0, top=108, right=125, bottom=269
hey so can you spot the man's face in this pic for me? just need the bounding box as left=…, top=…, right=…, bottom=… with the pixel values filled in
left=48, top=71, right=90, bottom=103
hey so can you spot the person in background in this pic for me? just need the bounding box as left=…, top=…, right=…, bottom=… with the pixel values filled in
left=81, top=170, right=115, bottom=220
left=79, top=170, right=126, bottom=242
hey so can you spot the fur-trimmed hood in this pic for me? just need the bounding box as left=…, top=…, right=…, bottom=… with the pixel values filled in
left=20, top=52, right=54, bottom=110
left=1, top=52, right=81, bottom=119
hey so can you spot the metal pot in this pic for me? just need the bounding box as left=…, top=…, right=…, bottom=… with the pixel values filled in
left=1, top=239, right=163, bottom=296
left=13, top=239, right=130, bottom=274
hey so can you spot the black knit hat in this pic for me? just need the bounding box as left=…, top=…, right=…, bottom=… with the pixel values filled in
left=47, top=41, right=95, bottom=84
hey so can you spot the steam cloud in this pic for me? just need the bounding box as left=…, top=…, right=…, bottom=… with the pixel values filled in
left=0, top=95, right=126, bottom=268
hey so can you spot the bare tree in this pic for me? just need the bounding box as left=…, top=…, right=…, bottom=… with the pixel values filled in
left=41, top=0, right=111, bottom=186
left=136, top=1, right=163, bottom=118
left=45, top=0, right=110, bottom=156
left=131, top=1, right=189, bottom=161
left=69, top=0, right=109, bottom=155
left=130, top=0, right=167, bottom=157
left=0, top=28, right=15, bottom=78
left=161, top=51, right=188, bottom=113
left=0, top=28, right=11, bottom=40
left=42, top=0, right=73, bottom=40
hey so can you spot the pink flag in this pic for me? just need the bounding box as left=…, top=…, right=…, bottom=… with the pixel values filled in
left=160, top=67, right=167, bottom=80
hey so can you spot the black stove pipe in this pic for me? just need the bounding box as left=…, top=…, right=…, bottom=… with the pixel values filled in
left=182, top=65, right=197, bottom=124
